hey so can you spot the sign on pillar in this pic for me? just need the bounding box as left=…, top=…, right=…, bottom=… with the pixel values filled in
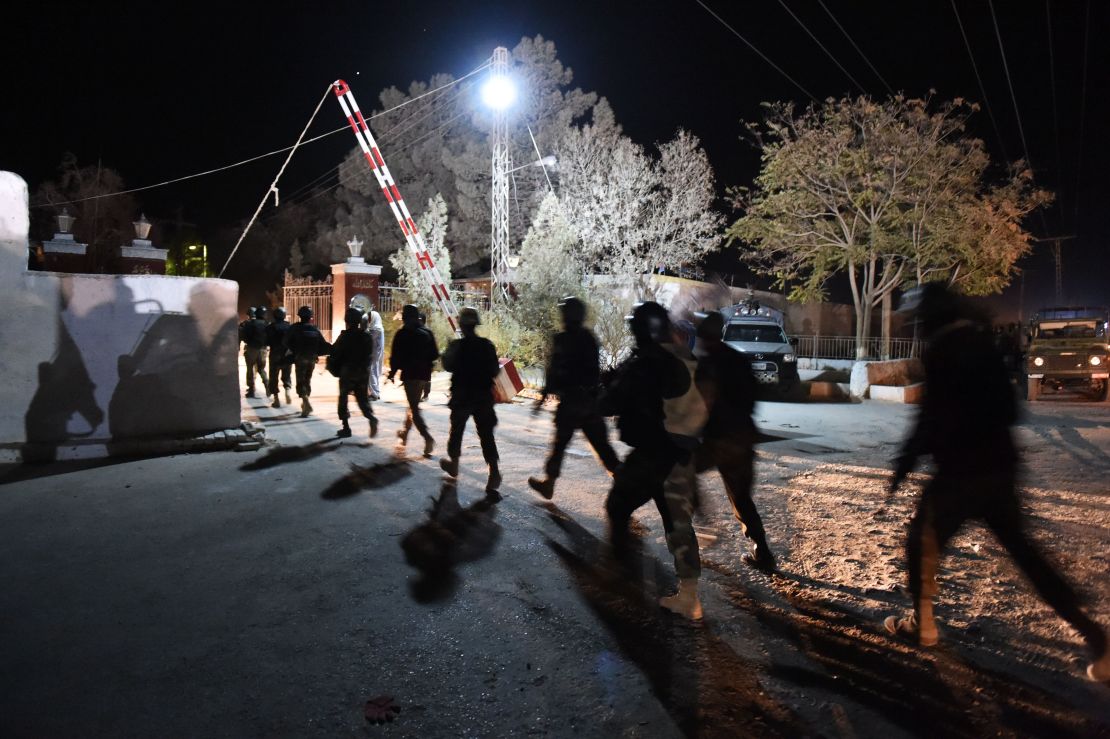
left=330, top=256, right=382, bottom=337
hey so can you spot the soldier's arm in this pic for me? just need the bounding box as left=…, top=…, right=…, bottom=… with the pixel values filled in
left=441, top=340, right=460, bottom=373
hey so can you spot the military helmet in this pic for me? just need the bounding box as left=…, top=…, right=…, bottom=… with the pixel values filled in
left=254, top=306, right=266, bottom=319
left=401, top=304, right=421, bottom=323
left=297, top=305, right=313, bottom=321
left=246, top=307, right=256, bottom=319
left=273, top=307, right=287, bottom=321
left=628, top=301, right=671, bottom=346
left=344, top=306, right=365, bottom=328
left=558, top=296, right=587, bottom=325
left=458, top=306, right=481, bottom=327
left=695, top=311, right=726, bottom=341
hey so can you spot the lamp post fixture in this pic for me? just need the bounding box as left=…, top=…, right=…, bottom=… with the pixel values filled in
left=133, top=213, right=152, bottom=241
left=56, top=207, right=75, bottom=234
left=484, top=46, right=515, bottom=305
left=346, top=236, right=364, bottom=260
left=187, top=243, right=208, bottom=277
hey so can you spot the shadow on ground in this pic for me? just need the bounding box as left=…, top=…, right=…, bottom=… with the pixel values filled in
left=321, top=459, right=412, bottom=500
left=240, top=439, right=342, bottom=471
left=401, top=481, right=502, bottom=603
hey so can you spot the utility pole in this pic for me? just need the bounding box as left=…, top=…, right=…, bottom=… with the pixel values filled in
left=489, top=46, right=512, bottom=305
left=1032, top=234, right=1076, bottom=304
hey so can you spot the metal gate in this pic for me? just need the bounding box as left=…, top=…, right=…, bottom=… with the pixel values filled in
left=282, top=272, right=334, bottom=341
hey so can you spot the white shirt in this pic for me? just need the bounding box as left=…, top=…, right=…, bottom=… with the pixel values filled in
left=369, top=309, right=383, bottom=332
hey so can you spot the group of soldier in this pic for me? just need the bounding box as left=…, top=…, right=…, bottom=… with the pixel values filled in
left=239, top=286, right=1109, bottom=683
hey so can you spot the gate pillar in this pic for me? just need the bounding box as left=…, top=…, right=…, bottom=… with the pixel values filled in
left=330, top=256, right=382, bottom=337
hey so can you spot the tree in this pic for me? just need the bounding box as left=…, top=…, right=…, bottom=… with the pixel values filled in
left=556, top=119, right=722, bottom=297
left=32, top=153, right=138, bottom=273
left=388, top=193, right=451, bottom=308
left=730, top=95, right=1047, bottom=357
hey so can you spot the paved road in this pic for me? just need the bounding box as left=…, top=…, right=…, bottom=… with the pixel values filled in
left=1, top=364, right=1107, bottom=737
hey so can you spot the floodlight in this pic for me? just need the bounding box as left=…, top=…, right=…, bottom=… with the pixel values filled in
left=481, top=75, right=516, bottom=110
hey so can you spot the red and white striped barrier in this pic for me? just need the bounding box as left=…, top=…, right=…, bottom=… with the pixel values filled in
left=332, top=79, right=461, bottom=334
left=492, top=358, right=525, bottom=403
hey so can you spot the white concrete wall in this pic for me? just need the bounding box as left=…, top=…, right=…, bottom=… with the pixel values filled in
left=0, top=172, right=240, bottom=460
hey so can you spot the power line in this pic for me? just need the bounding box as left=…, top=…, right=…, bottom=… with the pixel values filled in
left=772, top=0, right=867, bottom=94
left=987, top=0, right=1033, bottom=169
left=1072, top=0, right=1090, bottom=231
left=693, top=0, right=817, bottom=102
left=1045, top=0, right=1066, bottom=227
left=815, top=0, right=894, bottom=95
left=35, top=60, right=491, bottom=209
left=949, top=0, right=1010, bottom=163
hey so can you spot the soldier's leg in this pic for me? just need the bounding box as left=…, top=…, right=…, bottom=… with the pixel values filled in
left=337, top=379, right=351, bottom=421
left=543, top=400, right=578, bottom=481
left=446, top=406, right=469, bottom=461
left=715, top=438, right=773, bottom=561
left=605, top=448, right=667, bottom=551
left=256, top=349, right=268, bottom=389
left=472, top=403, right=500, bottom=466
left=403, top=380, right=432, bottom=442
left=244, top=347, right=258, bottom=394
left=661, top=458, right=701, bottom=580
left=267, top=356, right=280, bottom=398
left=903, top=479, right=965, bottom=644
left=580, top=410, right=620, bottom=474
left=985, top=478, right=1107, bottom=656
left=353, top=375, right=377, bottom=437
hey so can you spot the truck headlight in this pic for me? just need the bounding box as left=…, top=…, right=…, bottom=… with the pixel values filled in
left=1033, top=356, right=1045, bottom=367
left=1091, top=355, right=1104, bottom=366
left=783, top=353, right=795, bottom=363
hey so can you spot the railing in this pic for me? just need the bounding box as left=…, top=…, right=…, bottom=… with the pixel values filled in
left=790, top=335, right=921, bottom=361
left=378, top=284, right=491, bottom=315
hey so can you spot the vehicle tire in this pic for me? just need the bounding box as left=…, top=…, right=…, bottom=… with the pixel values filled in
left=1026, top=376, right=1041, bottom=401
left=1095, top=380, right=1109, bottom=402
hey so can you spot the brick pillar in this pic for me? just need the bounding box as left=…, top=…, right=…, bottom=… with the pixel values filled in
left=116, top=239, right=168, bottom=275
left=41, top=233, right=88, bottom=273
left=330, top=257, right=382, bottom=337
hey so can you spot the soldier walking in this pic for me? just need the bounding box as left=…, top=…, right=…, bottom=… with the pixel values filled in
left=885, top=283, right=1109, bottom=682
left=328, top=307, right=378, bottom=439
left=239, top=307, right=269, bottom=398
left=693, top=311, right=776, bottom=572
left=265, top=306, right=293, bottom=408
left=284, top=305, right=330, bottom=418
left=600, top=301, right=708, bottom=620
left=528, top=296, right=620, bottom=499
left=387, top=304, right=439, bottom=458
left=438, top=307, right=502, bottom=494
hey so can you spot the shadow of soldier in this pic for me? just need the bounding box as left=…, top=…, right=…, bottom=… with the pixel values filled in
left=400, top=481, right=502, bottom=603
left=22, top=292, right=104, bottom=463
left=108, top=282, right=238, bottom=442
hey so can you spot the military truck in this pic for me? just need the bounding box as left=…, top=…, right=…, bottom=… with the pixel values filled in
left=1025, top=306, right=1110, bottom=401
left=722, top=296, right=799, bottom=397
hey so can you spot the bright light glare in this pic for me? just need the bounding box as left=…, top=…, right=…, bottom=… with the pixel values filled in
left=481, top=75, right=516, bottom=110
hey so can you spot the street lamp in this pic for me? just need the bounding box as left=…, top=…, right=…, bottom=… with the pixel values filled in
left=133, top=213, right=152, bottom=241
left=187, top=243, right=208, bottom=277
left=481, top=74, right=517, bottom=111
left=55, top=207, right=75, bottom=234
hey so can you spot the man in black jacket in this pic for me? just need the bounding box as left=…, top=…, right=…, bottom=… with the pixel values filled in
left=239, top=307, right=268, bottom=398
left=439, top=307, right=502, bottom=493
left=329, top=307, right=378, bottom=439
left=284, top=305, right=330, bottom=418
left=694, top=311, right=775, bottom=572
left=528, top=296, right=620, bottom=499
left=388, top=304, right=440, bottom=457
left=600, top=301, right=708, bottom=619
left=265, top=306, right=293, bottom=408
left=885, top=283, right=1108, bottom=682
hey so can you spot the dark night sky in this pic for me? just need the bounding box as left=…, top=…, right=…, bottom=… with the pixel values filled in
left=4, top=0, right=1107, bottom=319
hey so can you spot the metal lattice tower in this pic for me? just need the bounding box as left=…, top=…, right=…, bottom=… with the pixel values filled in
left=490, top=46, right=513, bottom=304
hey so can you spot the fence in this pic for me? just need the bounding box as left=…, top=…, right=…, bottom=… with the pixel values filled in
left=790, top=335, right=921, bottom=361
left=282, top=275, right=334, bottom=341
left=378, top=285, right=491, bottom=316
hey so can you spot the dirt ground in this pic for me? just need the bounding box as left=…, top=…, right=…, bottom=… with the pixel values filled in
left=0, top=365, right=1107, bottom=737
